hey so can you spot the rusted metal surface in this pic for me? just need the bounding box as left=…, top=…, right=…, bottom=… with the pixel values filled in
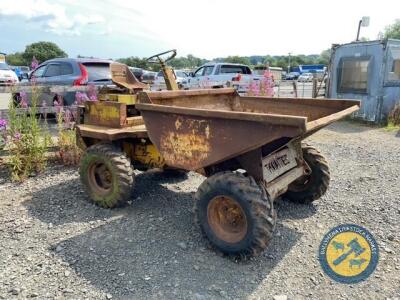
left=98, top=93, right=138, bottom=105
left=136, top=89, right=359, bottom=171
left=76, top=124, right=147, bottom=141
left=145, top=49, right=178, bottom=91
left=126, top=116, right=145, bottom=126
left=236, top=148, right=263, bottom=181
left=139, top=109, right=302, bottom=171
left=263, top=165, right=307, bottom=200
left=239, top=96, right=360, bottom=122
left=88, top=161, right=113, bottom=196
left=306, top=105, right=359, bottom=132
left=110, top=63, right=147, bottom=91
left=123, top=142, right=165, bottom=169
left=84, top=101, right=127, bottom=128
left=207, top=195, right=248, bottom=243
left=163, top=67, right=179, bottom=91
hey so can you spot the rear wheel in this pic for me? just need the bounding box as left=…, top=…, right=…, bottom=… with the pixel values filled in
left=194, top=172, right=276, bottom=257
left=79, top=143, right=134, bottom=208
left=284, top=143, right=330, bottom=203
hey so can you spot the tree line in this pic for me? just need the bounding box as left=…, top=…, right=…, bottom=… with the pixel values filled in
left=6, top=41, right=331, bottom=72
left=5, top=19, right=400, bottom=70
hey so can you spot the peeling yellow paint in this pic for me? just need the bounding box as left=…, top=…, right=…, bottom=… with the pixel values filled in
left=160, top=118, right=213, bottom=169
left=175, top=118, right=182, bottom=130
left=160, top=132, right=210, bottom=169
left=205, top=125, right=210, bottom=139
left=124, top=142, right=166, bottom=168
left=90, top=104, right=120, bottom=121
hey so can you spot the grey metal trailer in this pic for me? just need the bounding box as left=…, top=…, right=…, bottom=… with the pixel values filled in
left=327, top=39, right=400, bottom=123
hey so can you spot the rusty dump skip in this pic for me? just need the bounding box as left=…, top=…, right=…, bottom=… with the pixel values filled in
left=136, top=88, right=360, bottom=170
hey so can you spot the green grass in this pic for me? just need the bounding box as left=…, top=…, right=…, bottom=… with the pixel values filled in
left=385, top=122, right=400, bottom=131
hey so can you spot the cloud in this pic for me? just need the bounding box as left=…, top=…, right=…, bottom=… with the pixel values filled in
left=0, top=0, right=105, bottom=35
left=98, top=26, right=113, bottom=36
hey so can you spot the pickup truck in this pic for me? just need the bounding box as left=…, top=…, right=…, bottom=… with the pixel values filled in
left=187, top=63, right=257, bottom=93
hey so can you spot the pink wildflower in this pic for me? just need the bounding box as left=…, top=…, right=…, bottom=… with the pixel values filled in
left=31, top=56, right=39, bottom=70
left=14, top=132, right=21, bottom=141
left=74, top=92, right=89, bottom=105
left=63, top=109, right=72, bottom=128
left=248, top=80, right=259, bottom=96
left=71, top=106, right=78, bottom=122
left=0, top=119, right=6, bottom=128
left=261, top=71, right=274, bottom=97
left=19, top=92, right=28, bottom=108
left=87, top=84, right=98, bottom=101
left=54, top=95, right=63, bottom=114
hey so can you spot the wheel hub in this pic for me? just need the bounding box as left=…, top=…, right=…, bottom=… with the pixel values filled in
left=88, top=162, right=113, bottom=195
left=207, top=196, right=248, bottom=243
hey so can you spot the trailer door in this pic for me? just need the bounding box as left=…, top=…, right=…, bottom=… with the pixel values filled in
left=330, top=43, right=383, bottom=122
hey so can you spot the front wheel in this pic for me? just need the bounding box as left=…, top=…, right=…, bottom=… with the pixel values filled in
left=194, top=172, right=276, bottom=257
left=284, top=143, right=330, bottom=203
left=79, top=143, right=134, bottom=208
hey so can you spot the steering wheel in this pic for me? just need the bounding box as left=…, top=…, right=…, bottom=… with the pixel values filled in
left=146, top=49, right=177, bottom=64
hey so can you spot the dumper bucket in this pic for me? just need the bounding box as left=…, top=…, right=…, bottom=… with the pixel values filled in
left=136, top=89, right=359, bottom=170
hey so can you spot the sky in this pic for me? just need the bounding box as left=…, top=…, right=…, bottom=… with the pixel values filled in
left=0, top=0, right=399, bottom=60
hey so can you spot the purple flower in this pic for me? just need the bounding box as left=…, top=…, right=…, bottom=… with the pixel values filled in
left=74, top=92, right=89, bottom=105
left=57, top=94, right=63, bottom=104
left=71, top=106, right=78, bottom=121
left=0, top=119, right=7, bottom=128
left=261, top=71, right=274, bottom=97
left=31, top=56, right=39, bottom=70
left=19, top=91, right=28, bottom=108
left=53, top=94, right=65, bottom=114
left=63, top=109, right=72, bottom=128
left=14, top=132, right=21, bottom=141
left=87, top=84, right=98, bottom=101
left=248, top=80, right=260, bottom=96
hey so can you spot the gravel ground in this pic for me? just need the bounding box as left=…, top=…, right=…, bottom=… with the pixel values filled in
left=0, top=121, right=399, bottom=300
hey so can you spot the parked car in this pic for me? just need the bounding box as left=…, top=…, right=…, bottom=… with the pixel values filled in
left=14, top=58, right=114, bottom=107
left=128, top=67, right=157, bottom=84
left=298, top=72, right=314, bottom=82
left=187, top=63, right=255, bottom=93
left=9, top=66, right=21, bottom=80
left=285, top=72, right=300, bottom=80
left=9, top=66, right=30, bottom=81
left=14, top=66, right=31, bottom=81
left=19, top=66, right=30, bottom=78
left=142, top=70, right=157, bottom=84
left=151, top=69, right=189, bottom=90
left=128, top=67, right=144, bottom=82
left=0, top=62, right=19, bottom=85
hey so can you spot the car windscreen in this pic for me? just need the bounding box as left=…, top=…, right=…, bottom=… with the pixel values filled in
left=219, top=65, right=251, bottom=74
left=0, top=63, right=10, bottom=70
left=175, top=71, right=187, bottom=77
left=82, top=63, right=111, bottom=81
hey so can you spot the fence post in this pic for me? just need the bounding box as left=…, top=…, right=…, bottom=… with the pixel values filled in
left=292, top=81, right=298, bottom=98
left=312, top=78, right=318, bottom=98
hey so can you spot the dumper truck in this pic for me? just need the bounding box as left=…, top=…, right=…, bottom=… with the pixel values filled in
left=76, top=50, right=360, bottom=257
